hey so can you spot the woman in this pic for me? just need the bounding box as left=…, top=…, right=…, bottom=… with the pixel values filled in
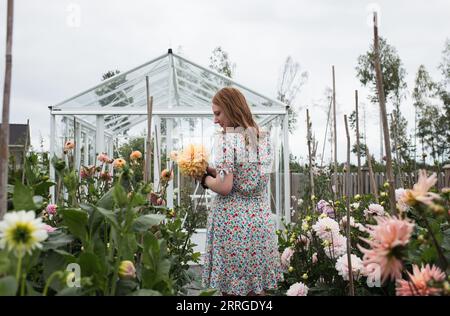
left=199, top=87, right=283, bottom=296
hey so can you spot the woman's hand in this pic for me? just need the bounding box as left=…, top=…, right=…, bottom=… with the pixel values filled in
left=206, top=166, right=217, bottom=178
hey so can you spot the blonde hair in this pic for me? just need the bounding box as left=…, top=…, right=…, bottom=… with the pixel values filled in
left=212, top=87, right=260, bottom=135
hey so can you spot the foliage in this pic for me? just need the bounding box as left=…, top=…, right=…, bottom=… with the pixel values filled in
left=276, top=178, right=450, bottom=296
left=0, top=144, right=201, bottom=296
left=209, top=46, right=235, bottom=78
left=277, top=56, right=308, bottom=133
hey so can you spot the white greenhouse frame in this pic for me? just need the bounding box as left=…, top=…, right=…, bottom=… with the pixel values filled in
left=49, top=49, right=291, bottom=226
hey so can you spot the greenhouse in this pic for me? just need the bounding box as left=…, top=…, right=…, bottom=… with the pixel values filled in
left=48, top=49, right=291, bottom=227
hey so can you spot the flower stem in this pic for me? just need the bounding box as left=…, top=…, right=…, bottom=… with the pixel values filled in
left=15, top=254, right=23, bottom=282
left=43, top=271, right=63, bottom=296
left=110, top=260, right=120, bottom=296
left=421, top=213, right=448, bottom=270
left=20, top=272, right=26, bottom=296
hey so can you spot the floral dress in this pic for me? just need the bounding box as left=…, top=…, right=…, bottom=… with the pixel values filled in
left=201, top=131, right=283, bottom=295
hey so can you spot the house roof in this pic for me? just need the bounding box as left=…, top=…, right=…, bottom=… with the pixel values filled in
left=0, top=123, right=30, bottom=147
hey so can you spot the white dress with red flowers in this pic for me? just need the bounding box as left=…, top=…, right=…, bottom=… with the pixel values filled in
left=201, top=131, right=283, bottom=295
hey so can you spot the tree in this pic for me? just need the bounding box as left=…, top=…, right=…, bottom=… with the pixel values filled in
left=277, top=56, right=308, bottom=133
left=209, top=46, right=235, bottom=78
left=349, top=110, right=367, bottom=158
left=356, top=37, right=408, bottom=162
left=412, top=65, right=437, bottom=163
left=356, top=37, right=407, bottom=104
left=437, top=39, right=450, bottom=160
left=412, top=63, right=448, bottom=165
left=0, top=0, right=14, bottom=219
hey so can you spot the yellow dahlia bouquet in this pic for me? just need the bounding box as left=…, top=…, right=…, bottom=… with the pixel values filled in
left=171, top=144, right=209, bottom=178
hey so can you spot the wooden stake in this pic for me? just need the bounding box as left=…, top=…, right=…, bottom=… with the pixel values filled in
left=144, top=76, right=153, bottom=183
left=390, top=113, right=404, bottom=188
left=0, top=0, right=14, bottom=219
left=366, top=147, right=379, bottom=202
left=306, top=109, right=315, bottom=197
left=355, top=90, right=362, bottom=194
left=373, top=12, right=396, bottom=215
left=344, top=114, right=355, bottom=296
left=332, top=66, right=338, bottom=199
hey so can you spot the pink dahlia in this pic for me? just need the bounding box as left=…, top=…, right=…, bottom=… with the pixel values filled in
left=358, top=216, right=414, bottom=283
left=396, top=264, right=446, bottom=296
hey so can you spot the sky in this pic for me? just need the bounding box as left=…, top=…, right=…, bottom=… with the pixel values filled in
left=0, top=0, right=448, bottom=164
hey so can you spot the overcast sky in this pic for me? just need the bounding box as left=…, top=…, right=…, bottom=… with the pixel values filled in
left=0, top=0, right=448, bottom=164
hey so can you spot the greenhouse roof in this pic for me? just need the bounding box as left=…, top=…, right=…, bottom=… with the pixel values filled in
left=50, top=49, right=288, bottom=134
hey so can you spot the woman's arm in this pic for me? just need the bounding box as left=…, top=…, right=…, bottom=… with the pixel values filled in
left=204, top=172, right=233, bottom=196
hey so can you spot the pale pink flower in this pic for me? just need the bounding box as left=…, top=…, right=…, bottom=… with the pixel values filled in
left=335, top=254, right=365, bottom=281
left=297, top=234, right=310, bottom=249
left=286, top=282, right=308, bottom=296
left=395, top=188, right=406, bottom=201
left=400, top=170, right=440, bottom=207
left=358, top=216, right=414, bottom=283
left=43, top=224, right=57, bottom=233
left=281, top=247, right=294, bottom=269
left=340, top=216, right=367, bottom=233
left=97, top=152, right=111, bottom=163
left=324, top=233, right=347, bottom=259
left=312, top=217, right=340, bottom=241
left=364, top=203, right=385, bottom=219
left=46, top=204, right=58, bottom=216
left=312, top=252, right=318, bottom=264
left=396, top=264, right=446, bottom=296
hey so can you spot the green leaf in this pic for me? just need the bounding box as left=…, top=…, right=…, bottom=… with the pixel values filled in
left=42, top=231, right=75, bottom=251
left=132, top=214, right=166, bottom=232
left=53, top=249, right=77, bottom=262
left=13, top=181, right=36, bottom=210
left=199, top=289, right=217, bottom=296
left=61, top=208, right=89, bottom=243
left=43, top=252, right=67, bottom=292
left=97, top=188, right=114, bottom=210
left=33, top=181, right=55, bottom=197
left=0, top=276, right=18, bottom=296
left=32, top=195, right=44, bottom=209
left=78, top=252, right=105, bottom=280
left=56, top=287, right=83, bottom=296
left=130, top=193, right=146, bottom=207
left=119, top=233, right=138, bottom=260
left=96, top=207, right=120, bottom=231
left=113, top=184, right=128, bottom=208
left=116, top=279, right=138, bottom=296
left=128, top=289, right=162, bottom=296
left=141, top=232, right=172, bottom=291
left=441, top=228, right=450, bottom=251
left=0, top=252, right=11, bottom=275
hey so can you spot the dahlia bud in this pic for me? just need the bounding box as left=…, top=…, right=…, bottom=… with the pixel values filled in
left=46, top=204, right=58, bottom=216
left=118, top=260, right=136, bottom=279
